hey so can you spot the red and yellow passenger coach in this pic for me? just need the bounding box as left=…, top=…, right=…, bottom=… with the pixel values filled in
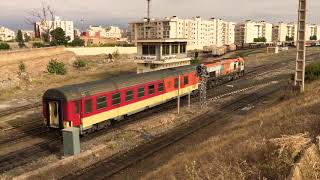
left=43, top=57, right=245, bottom=134
left=43, top=65, right=199, bottom=134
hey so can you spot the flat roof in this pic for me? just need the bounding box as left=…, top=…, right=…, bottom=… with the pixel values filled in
left=136, top=38, right=188, bottom=43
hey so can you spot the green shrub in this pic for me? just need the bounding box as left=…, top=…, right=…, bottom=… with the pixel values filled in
left=73, top=59, right=88, bottom=69
left=47, top=59, right=67, bottom=75
left=254, top=37, right=267, bottom=43
left=32, top=42, right=45, bottom=48
left=68, top=37, right=85, bottom=47
left=305, top=62, right=320, bottom=81
left=18, top=62, right=26, bottom=73
left=191, top=57, right=200, bottom=64
left=0, top=42, right=10, bottom=50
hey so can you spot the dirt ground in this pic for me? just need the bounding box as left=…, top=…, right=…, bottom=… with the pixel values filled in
left=0, top=54, right=136, bottom=105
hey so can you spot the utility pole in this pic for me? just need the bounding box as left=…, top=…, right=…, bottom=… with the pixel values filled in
left=197, top=64, right=209, bottom=108
left=147, top=0, right=151, bottom=22
left=177, top=75, right=181, bottom=114
left=294, top=0, right=307, bottom=92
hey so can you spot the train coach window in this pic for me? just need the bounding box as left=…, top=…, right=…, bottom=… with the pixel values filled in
left=112, top=93, right=121, bottom=106
left=85, top=99, right=93, bottom=114
left=138, top=87, right=145, bottom=98
left=74, top=101, right=79, bottom=114
left=148, top=84, right=155, bottom=95
left=174, top=78, right=179, bottom=88
left=158, top=83, right=164, bottom=92
left=126, top=90, right=134, bottom=102
left=184, top=76, right=189, bottom=85
left=96, top=96, right=107, bottom=110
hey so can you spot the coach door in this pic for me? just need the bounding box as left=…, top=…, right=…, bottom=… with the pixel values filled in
left=49, top=101, right=61, bottom=128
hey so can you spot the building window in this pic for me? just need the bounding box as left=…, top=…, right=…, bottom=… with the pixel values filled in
left=126, top=90, right=134, bottom=102
left=112, top=93, right=121, bottom=106
left=158, top=83, right=164, bottom=92
left=172, top=44, right=179, bottom=54
left=138, top=87, right=145, bottom=98
left=184, top=76, right=189, bottom=85
left=180, top=44, right=187, bottom=53
left=162, top=44, right=170, bottom=55
left=142, top=45, right=156, bottom=55
left=148, top=84, right=155, bottom=95
left=174, top=78, right=179, bottom=88
left=96, top=96, right=107, bottom=110
left=85, top=99, right=93, bottom=114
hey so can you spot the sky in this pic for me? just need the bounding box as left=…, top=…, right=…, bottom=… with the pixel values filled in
left=0, top=0, right=319, bottom=30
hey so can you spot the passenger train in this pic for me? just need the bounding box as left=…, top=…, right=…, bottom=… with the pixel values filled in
left=43, top=57, right=245, bottom=134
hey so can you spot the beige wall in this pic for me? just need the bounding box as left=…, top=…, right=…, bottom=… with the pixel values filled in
left=0, top=46, right=66, bottom=67
left=66, top=47, right=137, bottom=56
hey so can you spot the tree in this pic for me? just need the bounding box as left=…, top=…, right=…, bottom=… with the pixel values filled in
left=24, top=33, right=31, bottom=42
left=254, top=37, right=267, bottom=43
left=286, top=36, right=294, bottom=42
left=310, top=35, right=317, bottom=41
left=16, top=30, right=25, bottom=48
left=68, top=37, right=85, bottom=47
left=50, top=27, right=68, bottom=46
left=25, top=2, right=55, bottom=43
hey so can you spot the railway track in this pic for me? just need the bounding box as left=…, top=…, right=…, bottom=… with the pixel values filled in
left=62, top=79, right=284, bottom=180
left=0, top=134, right=61, bottom=174
left=0, top=102, right=41, bottom=119
left=0, top=123, right=48, bottom=146
left=1, top=52, right=318, bottom=175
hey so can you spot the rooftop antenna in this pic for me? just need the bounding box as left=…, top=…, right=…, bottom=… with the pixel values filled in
left=147, top=0, right=151, bottom=22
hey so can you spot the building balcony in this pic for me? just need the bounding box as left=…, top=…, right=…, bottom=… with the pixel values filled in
left=134, top=55, right=190, bottom=64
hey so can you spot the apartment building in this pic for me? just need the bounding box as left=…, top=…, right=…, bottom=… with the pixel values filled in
left=87, top=25, right=122, bottom=39
left=0, top=26, right=15, bottom=41
left=130, top=16, right=235, bottom=50
left=34, top=16, right=74, bottom=41
left=307, top=24, right=320, bottom=40
left=272, top=22, right=298, bottom=43
left=272, top=23, right=320, bottom=43
left=235, top=20, right=273, bottom=45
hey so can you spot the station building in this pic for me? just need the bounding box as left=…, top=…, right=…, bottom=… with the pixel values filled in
left=134, top=38, right=191, bottom=74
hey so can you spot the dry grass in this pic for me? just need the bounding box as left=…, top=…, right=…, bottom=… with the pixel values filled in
left=140, top=80, right=320, bottom=180
left=0, top=55, right=136, bottom=101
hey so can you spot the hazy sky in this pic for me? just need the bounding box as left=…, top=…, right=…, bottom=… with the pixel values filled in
left=1, top=0, right=319, bottom=30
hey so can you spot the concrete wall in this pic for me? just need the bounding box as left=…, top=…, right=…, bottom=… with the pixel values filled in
left=66, top=47, right=137, bottom=56
left=0, top=46, right=66, bottom=67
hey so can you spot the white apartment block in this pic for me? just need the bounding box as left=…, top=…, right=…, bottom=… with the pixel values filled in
left=306, top=24, right=320, bottom=40
left=273, top=23, right=320, bottom=43
left=130, top=16, right=235, bottom=50
left=87, top=25, right=122, bottom=39
left=272, top=22, right=298, bottom=43
left=0, top=27, right=15, bottom=41
left=34, top=16, right=74, bottom=41
left=235, top=20, right=273, bottom=45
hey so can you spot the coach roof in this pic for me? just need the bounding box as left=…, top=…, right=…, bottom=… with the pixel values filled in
left=43, top=65, right=197, bottom=101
